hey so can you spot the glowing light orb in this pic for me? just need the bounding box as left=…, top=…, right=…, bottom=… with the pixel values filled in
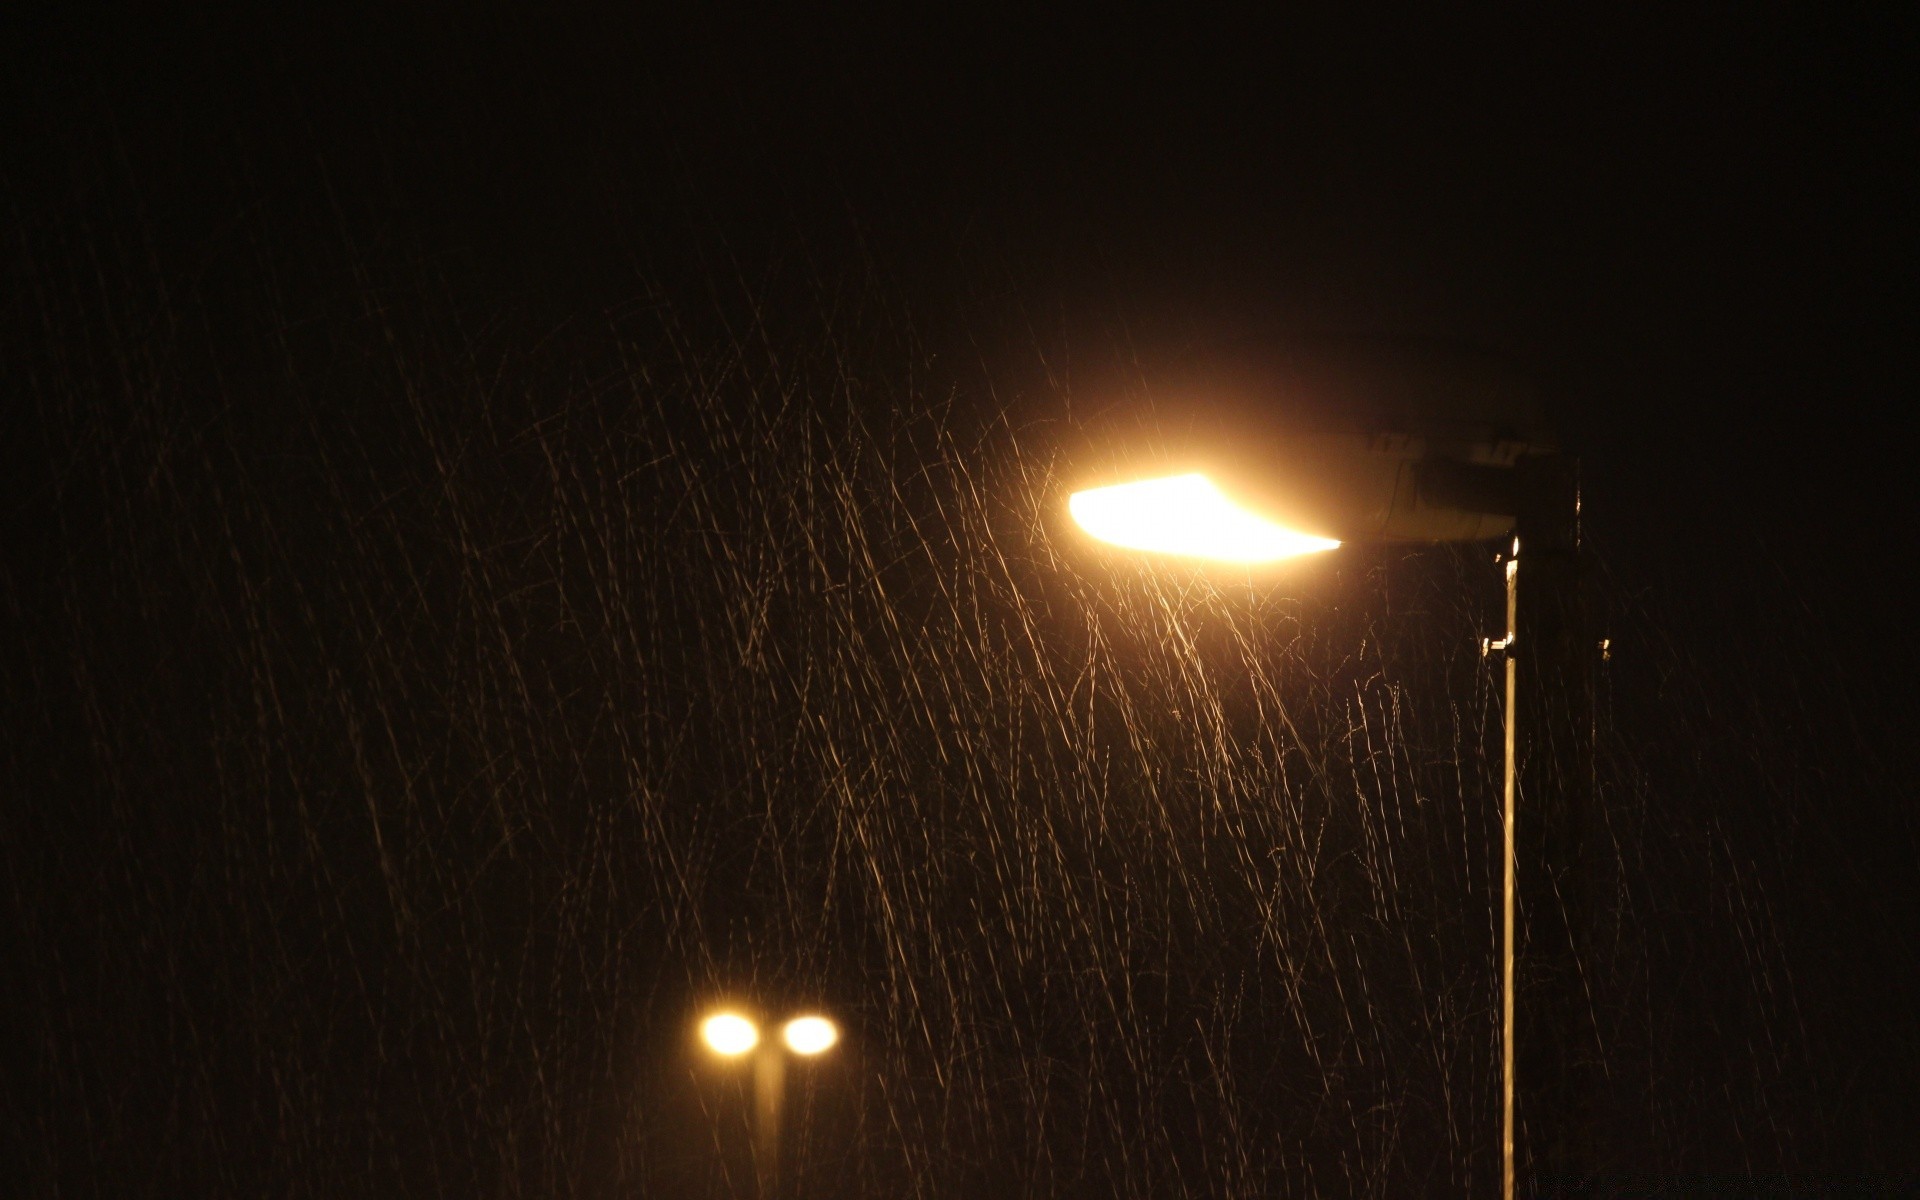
left=781, top=1015, right=839, bottom=1056
left=700, top=1012, right=760, bottom=1056
left=1069, top=473, right=1340, bottom=563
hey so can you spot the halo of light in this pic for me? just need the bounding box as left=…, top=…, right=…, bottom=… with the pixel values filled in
left=700, top=1011, right=760, bottom=1056
left=1069, top=473, right=1340, bottom=562
left=781, top=1015, right=839, bottom=1056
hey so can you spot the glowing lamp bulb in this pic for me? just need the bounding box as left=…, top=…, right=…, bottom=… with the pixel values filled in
left=700, top=1012, right=760, bottom=1057
left=1069, top=473, right=1340, bottom=563
left=781, top=1015, right=839, bottom=1056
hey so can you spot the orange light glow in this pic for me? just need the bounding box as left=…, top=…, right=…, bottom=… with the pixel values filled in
left=699, top=1012, right=760, bottom=1056
left=781, top=1015, right=839, bottom=1056
left=1068, top=473, right=1340, bottom=562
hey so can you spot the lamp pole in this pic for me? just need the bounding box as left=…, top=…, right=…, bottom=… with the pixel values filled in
left=1484, top=538, right=1520, bottom=1200
left=752, top=1046, right=785, bottom=1199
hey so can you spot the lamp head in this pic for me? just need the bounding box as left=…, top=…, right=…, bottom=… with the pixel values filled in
left=1064, top=337, right=1557, bottom=555
left=698, top=1011, right=760, bottom=1057
left=1068, top=473, right=1340, bottom=562
left=782, top=1015, right=839, bottom=1056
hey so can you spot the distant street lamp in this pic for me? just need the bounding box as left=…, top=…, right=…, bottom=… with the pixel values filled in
left=1065, top=341, right=1569, bottom=1200
left=698, top=1007, right=840, bottom=1198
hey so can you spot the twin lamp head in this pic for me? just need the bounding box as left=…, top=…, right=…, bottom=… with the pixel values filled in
left=700, top=1011, right=839, bottom=1058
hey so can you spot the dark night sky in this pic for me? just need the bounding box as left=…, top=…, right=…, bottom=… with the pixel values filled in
left=7, top=5, right=1919, bottom=1195
left=18, top=5, right=1914, bottom=611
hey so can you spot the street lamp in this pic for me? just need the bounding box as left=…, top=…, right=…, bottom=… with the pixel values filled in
left=1065, top=341, right=1567, bottom=1200
left=697, top=1007, right=841, bottom=1198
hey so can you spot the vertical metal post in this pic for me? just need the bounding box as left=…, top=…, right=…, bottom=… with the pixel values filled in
left=1485, top=536, right=1520, bottom=1200
left=753, top=1048, right=785, bottom=1199
left=1501, top=542, right=1519, bottom=1200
